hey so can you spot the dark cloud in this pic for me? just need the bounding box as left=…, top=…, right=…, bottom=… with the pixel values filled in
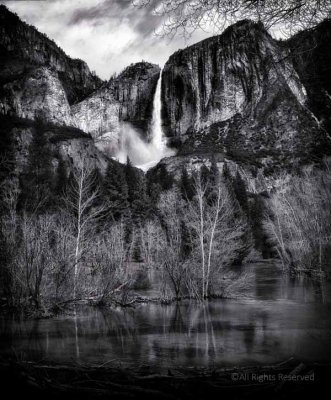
left=69, top=0, right=130, bottom=25
left=134, top=13, right=163, bottom=37
left=69, top=0, right=162, bottom=37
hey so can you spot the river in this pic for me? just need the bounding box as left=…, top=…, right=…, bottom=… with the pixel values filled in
left=1, top=262, right=331, bottom=368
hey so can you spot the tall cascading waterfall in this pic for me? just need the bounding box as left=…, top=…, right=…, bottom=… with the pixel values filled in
left=150, top=69, right=165, bottom=151
left=115, top=69, right=174, bottom=170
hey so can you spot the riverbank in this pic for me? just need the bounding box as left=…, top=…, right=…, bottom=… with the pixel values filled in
left=1, top=357, right=328, bottom=400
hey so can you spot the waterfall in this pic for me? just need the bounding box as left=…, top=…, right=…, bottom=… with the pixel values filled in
left=114, top=69, right=174, bottom=171
left=150, top=70, right=165, bottom=151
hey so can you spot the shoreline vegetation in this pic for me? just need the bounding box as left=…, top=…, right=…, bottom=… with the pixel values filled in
left=0, top=356, right=329, bottom=400
left=0, top=273, right=254, bottom=319
left=0, top=260, right=327, bottom=320
left=0, top=126, right=256, bottom=316
left=1, top=117, right=331, bottom=318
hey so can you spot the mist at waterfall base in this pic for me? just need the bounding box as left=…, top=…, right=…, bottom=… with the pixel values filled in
left=115, top=123, right=174, bottom=171
left=114, top=72, right=175, bottom=171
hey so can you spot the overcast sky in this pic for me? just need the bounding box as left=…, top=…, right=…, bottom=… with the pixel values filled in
left=0, top=0, right=216, bottom=79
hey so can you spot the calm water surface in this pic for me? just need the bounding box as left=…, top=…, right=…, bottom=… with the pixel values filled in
left=1, top=262, right=331, bottom=367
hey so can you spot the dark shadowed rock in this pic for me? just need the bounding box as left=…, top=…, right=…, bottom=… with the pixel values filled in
left=112, top=62, right=160, bottom=133
left=287, top=19, right=331, bottom=137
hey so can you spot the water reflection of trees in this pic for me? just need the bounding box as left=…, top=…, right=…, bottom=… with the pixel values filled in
left=281, top=274, right=327, bottom=303
left=2, top=292, right=331, bottom=366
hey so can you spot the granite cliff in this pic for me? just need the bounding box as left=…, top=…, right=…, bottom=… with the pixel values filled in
left=0, top=67, right=74, bottom=126
left=287, top=19, right=331, bottom=136
left=161, top=20, right=331, bottom=171
left=72, top=62, right=160, bottom=140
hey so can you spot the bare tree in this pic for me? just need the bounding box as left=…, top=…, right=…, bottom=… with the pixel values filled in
left=48, top=212, right=75, bottom=305
left=18, top=213, right=56, bottom=309
left=139, top=219, right=164, bottom=268
left=0, top=178, right=21, bottom=307
left=134, top=0, right=331, bottom=37
left=264, top=163, right=331, bottom=275
left=63, top=164, right=106, bottom=300
left=186, top=171, right=250, bottom=298
left=157, top=189, right=189, bottom=299
left=88, top=219, right=134, bottom=305
left=155, top=172, right=251, bottom=300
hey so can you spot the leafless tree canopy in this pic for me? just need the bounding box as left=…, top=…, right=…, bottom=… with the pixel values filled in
left=264, top=161, right=331, bottom=275
left=133, top=0, right=331, bottom=37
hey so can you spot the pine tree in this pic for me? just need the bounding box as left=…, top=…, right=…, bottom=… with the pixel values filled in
left=200, top=164, right=210, bottom=187
left=103, top=159, right=129, bottom=220
left=54, top=156, right=68, bottom=198
left=125, top=157, right=137, bottom=204
left=222, top=161, right=232, bottom=182
left=19, top=120, right=54, bottom=213
left=148, top=182, right=162, bottom=207
left=0, top=116, right=16, bottom=214
left=249, top=194, right=272, bottom=257
left=179, top=167, right=195, bottom=201
left=158, top=164, right=174, bottom=191
left=206, top=157, right=221, bottom=204
left=233, top=171, right=249, bottom=214
left=125, top=157, right=152, bottom=221
left=146, top=164, right=173, bottom=207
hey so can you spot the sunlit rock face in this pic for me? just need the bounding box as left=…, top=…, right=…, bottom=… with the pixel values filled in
left=151, top=152, right=289, bottom=195
left=162, top=20, right=330, bottom=167
left=72, top=62, right=160, bottom=136
left=71, top=62, right=161, bottom=158
left=0, top=67, right=74, bottom=126
left=71, top=89, right=120, bottom=139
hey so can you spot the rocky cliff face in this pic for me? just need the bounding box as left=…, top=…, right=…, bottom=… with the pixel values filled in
left=0, top=6, right=160, bottom=167
left=112, top=62, right=160, bottom=132
left=72, top=62, right=160, bottom=140
left=0, top=67, right=74, bottom=126
left=0, top=115, right=108, bottom=180
left=162, top=20, right=330, bottom=169
left=0, top=5, right=102, bottom=104
left=287, top=19, right=331, bottom=137
left=71, top=87, right=120, bottom=139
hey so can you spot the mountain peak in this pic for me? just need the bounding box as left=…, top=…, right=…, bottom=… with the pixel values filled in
left=0, top=6, right=103, bottom=104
